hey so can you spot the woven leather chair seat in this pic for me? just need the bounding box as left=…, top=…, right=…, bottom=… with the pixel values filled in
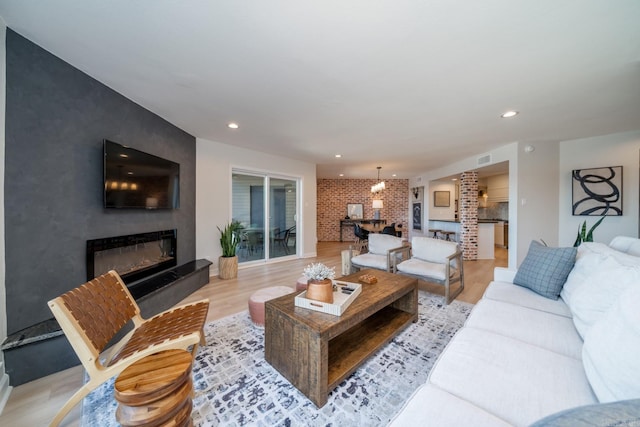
left=48, top=270, right=209, bottom=426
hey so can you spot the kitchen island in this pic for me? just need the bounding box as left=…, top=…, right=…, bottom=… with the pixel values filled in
left=428, top=219, right=495, bottom=259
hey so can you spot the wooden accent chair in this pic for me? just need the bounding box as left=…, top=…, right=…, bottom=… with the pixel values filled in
left=391, top=236, right=464, bottom=304
left=350, top=233, right=408, bottom=273
left=47, top=270, right=209, bottom=427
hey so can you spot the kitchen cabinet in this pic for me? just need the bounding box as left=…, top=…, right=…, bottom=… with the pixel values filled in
left=487, top=174, right=509, bottom=202
left=429, top=220, right=495, bottom=259
left=494, top=221, right=506, bottom=248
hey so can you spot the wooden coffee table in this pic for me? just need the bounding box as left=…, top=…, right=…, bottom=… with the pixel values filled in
left=264, top=269, right=418, bottom=407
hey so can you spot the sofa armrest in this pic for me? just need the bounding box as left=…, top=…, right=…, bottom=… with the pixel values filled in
left=494, top=267, right=517, bottom=283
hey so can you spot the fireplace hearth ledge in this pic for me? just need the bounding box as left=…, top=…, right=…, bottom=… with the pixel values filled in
left=1, top=258, right=212, bottom=386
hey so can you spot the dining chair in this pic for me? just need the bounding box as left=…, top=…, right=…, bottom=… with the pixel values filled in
left=273, top=227, right=293, bottom=254
left=381, top=223, right=397, bottom=236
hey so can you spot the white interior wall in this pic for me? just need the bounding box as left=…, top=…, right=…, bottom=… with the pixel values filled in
left=559, top=131, right=640, bottom=246
left=516, top=141, right=560, bottom=264
left=428, top=180, right=456, bottom=220
left=196, top=138, right=317, bottom=274
left=411, top=143, right=519, bottom=268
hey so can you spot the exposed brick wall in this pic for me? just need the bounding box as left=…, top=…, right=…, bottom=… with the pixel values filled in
left=459, top=171, right=478, bottom=260
left=317, top=179, right=409, bottom=242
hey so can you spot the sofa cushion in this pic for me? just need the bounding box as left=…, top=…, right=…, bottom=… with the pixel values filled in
left=609, top=236, right=640, bottom=257
left=583, top=286, right=640, bottom=403
left=367, top=233, right=403, bottom=255
left=350, top=253, right=389, bottom=271
left=465, top=299, right=583, bottom=359
left=513, top=241, right=577, bottom=299
left=429, top=328, right=597, bottom=426
left=411, top=236, right=458, bottom=263
left=389, top=384, right=512, bottom=427
left=484, top=281, right=573, bottom=317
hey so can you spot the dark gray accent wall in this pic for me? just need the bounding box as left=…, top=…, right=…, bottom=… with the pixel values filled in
left=4, top=29, right=197, bottom=334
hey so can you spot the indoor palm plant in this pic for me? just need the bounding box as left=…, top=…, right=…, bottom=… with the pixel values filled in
left=218, top=220, right=243, bottom=279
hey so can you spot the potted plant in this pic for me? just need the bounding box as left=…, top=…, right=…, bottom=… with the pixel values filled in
left=218, top=220, right=243, bottom=279
left=303, top=262, right=336, bottom=303
left=573, top=216, right=605, bottom=247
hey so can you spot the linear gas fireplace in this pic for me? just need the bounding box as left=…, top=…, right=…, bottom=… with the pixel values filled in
left=86, top=229, right=177, bottom=285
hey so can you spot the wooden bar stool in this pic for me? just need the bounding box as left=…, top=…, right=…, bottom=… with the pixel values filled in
left=441, top=231, right=456, bottom=241
left=115, top=349, right=194, bottom=427
left=428, top=229, right=441, bottom=239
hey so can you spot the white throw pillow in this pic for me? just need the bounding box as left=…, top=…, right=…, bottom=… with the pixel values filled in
left=569, top=256, right=640, bottom=338
left=582, top=285, right=640, bottom=402
left=560, top=245, right=609, bottom=307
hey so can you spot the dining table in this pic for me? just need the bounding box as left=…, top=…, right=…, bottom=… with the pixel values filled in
left=360, top=223, right=402, bottom=235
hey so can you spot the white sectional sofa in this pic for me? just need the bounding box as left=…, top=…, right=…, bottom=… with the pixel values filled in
left=390, top=236, right=640, bottom=426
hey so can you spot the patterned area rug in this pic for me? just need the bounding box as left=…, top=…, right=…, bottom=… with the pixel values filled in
left=82, top=291, right=472, bottom=426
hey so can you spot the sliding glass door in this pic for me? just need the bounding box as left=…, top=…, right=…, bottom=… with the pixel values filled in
left=269, top=177, right=297, bottom=259
left=232, top=171, right=298, bottom=263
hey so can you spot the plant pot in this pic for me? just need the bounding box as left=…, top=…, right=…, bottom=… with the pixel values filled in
left=305, top=279, right=334, bottom=303
left=219, top=255, right=238, bottom=279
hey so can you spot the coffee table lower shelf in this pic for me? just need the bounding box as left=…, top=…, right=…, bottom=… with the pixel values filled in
left=265, top=274, right=418, bottom=408
left=327, top=306, right=414, bottom=389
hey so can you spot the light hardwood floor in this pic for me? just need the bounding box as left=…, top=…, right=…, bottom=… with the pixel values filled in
left=0, top=242, right=507, bottom=427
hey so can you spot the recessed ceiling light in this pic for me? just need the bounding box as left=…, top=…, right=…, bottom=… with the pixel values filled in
left=339, top=173, right=344, bottom=177
left=501, top=111, right=519, bottom=118
left=452, top=178, right=457, bottom=181
left=119, top=153, right=128, bottom=158
left=392, top=174, right=397, bottom=177
left=335, top=154, right=342, bottom=158
left=228, top=122, right=239, bottom=129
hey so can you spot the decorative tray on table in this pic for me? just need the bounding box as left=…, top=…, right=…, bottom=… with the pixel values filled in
left=294, top=280, right=362, bottom=316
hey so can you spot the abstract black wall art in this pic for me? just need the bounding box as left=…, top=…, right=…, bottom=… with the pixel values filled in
left=572, top=166, right=622, bottom=216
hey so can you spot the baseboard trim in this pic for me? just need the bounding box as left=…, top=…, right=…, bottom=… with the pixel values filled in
left=0, top=366, right=12, bottom=415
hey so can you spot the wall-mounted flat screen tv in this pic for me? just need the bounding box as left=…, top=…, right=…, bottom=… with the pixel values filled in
left=104, top=140, right=180, bottom=209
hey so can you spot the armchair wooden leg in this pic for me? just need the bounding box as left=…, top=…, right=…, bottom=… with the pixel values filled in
left=49, top=380, right=97, bottom=427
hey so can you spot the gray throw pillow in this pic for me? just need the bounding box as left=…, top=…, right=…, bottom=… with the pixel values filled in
left=513, top=241, right=577, bottom=299
left=529, top=398, right=640, bottom=426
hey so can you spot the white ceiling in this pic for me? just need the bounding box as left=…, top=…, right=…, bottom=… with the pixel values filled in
left=1, top=1, right=639, bottom=179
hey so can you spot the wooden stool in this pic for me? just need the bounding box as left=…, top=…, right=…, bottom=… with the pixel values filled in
left=115, top=349, right=193, bottom=427
left=428, top=229, right=441, bottom=239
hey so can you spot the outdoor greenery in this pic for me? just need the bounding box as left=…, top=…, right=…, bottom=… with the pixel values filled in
left=218, top=220, right=244, bottom=257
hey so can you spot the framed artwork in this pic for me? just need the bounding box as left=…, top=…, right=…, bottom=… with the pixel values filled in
left=347, top=203, right=363, bottom=219
left=434, top=191, right=450, bottom=207
left=413, top=202, right=422, bottom=230
left=572, top=166, right=622, bottom=216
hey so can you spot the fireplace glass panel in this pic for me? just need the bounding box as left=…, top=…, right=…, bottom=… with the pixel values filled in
left=93, top=237, right=174, bottom=278
left=86, top=229, right=177, bottom=284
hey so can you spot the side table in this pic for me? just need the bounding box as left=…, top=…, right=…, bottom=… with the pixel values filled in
left=114, top=349, right=194, bottom=427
